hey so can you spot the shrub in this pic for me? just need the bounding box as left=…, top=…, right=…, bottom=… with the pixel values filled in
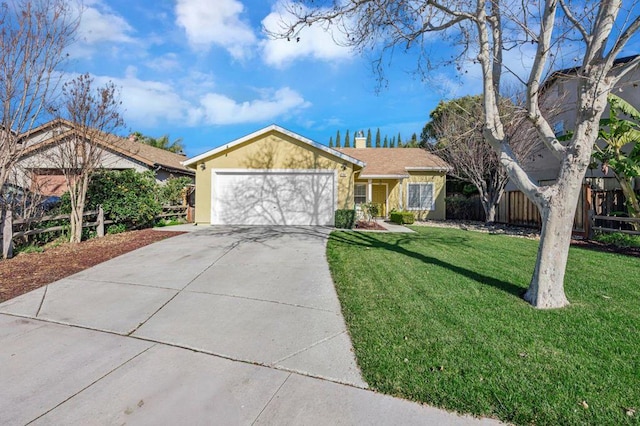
left=593, top=231, right=640, bottom=248
left=158, top=177, right=192, bottom=206
left=335, top=209, right=356, bottom=229
left=81, top=169, right=162, bottom=229
left=361, top=202, right=380, bottom=222
left=107, top=223, right=127, bottom=234
left=390, top=211, right=415, bottom=225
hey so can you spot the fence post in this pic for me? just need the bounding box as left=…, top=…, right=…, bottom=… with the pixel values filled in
left=2, top=208, right=13, bottom=259
left=97, top=205, right=104, bottom=238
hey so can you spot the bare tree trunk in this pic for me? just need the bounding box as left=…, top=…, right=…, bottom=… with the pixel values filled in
left=69, top=177, right=89, bottom=243
left=525, top=203, right=572, bottom=308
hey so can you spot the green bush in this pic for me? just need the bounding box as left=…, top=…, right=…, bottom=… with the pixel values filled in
left=76, top=169, right=162, bottom=229
left=107, top=223, right=127, bottom=234
left=593, top=231, right=640, bottom=248
left=390, top=211, right=415, bottom=225
left=335, top=209, right=356, bottom=229
left=159, top=177, right=192, bottom=206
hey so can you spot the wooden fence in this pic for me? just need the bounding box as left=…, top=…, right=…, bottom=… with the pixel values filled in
left=1, top=205, right=187, bottom=259
left=592, top=215, right=640, bottom=236
left=495, top=185, right=591, bottom=236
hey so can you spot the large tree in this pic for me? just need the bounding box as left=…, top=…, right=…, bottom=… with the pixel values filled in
left=424, top=94, right=539, bottom=222
left=52, top=74, right=124, bottom=243
left=273, top=0, right=640, bottom=308
left=0, top=0, right=77, bottom=251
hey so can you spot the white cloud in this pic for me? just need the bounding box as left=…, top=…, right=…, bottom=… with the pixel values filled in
left=87, top=70, right=309, bottom=127
left=77, top=1, right=135, bottom=45
left=260, top=0, right=352, bottom=68
left=194, top=87, right=310, bottom=125
left=175, top=0, right=256, bottom=59
left=92, top=68, right=190, bottom=127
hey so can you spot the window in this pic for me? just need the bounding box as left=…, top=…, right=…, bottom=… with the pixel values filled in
left=553, top=120, right=565, bottom=137
left=354, top=184, right=366, bottom=204
left=407, top=183, right=435, bottom=210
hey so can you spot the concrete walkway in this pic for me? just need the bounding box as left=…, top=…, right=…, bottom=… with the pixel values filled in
left=0, top=226, right=500, bottom=425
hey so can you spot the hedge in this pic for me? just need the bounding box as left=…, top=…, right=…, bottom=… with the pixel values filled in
left=335, top=209, right=356, bottom=229
left=390, top=211, right=415, bottom=225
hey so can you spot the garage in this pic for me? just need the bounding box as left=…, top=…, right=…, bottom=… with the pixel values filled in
left=211, top=169, right=336, bottom=225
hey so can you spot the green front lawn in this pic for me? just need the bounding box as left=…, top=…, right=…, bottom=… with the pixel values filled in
left=327, top=226, right=639, bottom=425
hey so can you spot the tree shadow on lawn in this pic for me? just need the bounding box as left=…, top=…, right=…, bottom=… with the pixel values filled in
left=331, top=230, right=527, bottom=299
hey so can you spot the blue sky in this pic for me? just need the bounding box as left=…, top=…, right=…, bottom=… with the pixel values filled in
left=64, top=0, right=640, bottom=158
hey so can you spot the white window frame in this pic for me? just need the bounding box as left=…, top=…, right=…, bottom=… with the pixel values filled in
left=354, top=183, right=367, bottom=205
left=407, top=182, right=435, bottom=211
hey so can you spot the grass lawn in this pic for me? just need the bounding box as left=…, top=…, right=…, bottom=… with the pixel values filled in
left=327, top=226, right=639, bottom=425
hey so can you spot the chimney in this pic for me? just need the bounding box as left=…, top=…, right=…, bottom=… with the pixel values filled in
left=354, top=130, right=366, bottom=148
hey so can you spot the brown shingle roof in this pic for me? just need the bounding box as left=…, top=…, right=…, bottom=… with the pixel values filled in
left=337, top=148, right=449, bottom=177
left=20, top=120, right=193, bottom=175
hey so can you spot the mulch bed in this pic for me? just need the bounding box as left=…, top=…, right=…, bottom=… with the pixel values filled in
left=570, top=239, right=640, bottom=258
left=0, top=229, right=184, bottom=303
left=355, top=220, right=387, bottom=231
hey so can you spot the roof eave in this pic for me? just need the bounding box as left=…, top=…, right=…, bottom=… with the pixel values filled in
left=183, top=124, right=366, bottom=167
left=358, top=174, right=411, bottom=179
left=405, top=166, right=451, bottom=172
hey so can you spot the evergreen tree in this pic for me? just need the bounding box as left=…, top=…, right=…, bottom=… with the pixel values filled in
left=345, top=129, right=351, bottom=147
left=375, top=128, right=381, bottom=147
left=390, top=137, right=396, bottom=148
left=397, top=132, right=402, bottom=146
left=366, top=129, right=372, bottom=147
left=329, top=136, right=334, bottom=148
left=336, top=130, right=341, bottom=148
left=383, top=135, right=388, bottom=147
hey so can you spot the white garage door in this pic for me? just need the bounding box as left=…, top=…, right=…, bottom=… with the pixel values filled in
left=211, top=170, right=336, bottom=225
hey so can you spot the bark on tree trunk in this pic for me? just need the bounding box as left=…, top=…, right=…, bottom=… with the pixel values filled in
left=485, top=203, right=497, bottom=223
left=524, top=206, right=571, bottom=308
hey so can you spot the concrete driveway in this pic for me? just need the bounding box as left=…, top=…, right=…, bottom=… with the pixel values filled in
left=0, top=225, right=500, bottom=425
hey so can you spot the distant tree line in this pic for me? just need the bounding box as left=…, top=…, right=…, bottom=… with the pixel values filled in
left=328, top=128, right=420, bottom=148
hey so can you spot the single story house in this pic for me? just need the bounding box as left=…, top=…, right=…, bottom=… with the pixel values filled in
left=15, top=119, right=194, bottom=196
left=183, top=125, right=449, bottom=226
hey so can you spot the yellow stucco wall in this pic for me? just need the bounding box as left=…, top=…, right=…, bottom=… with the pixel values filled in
left=355, top=171, right=446, bottom=220
left=193, top=130, right=355, bottom=223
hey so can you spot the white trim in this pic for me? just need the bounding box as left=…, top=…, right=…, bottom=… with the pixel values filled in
left=210, top=168, right=337, bottom=225
left=406, top=182, right=436, bottom=211
left=184, top=124, right=365, bottom=168
left=404, top=166, right=450, bottom=172
left=360, top=174, right=409, bottom=179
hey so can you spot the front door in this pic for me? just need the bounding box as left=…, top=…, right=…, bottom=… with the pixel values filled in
left=372, top=185, right=387, bottom=217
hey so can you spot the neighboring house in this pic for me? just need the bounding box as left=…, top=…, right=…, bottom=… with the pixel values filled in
left=15, top=119, right=194, bottom=196
left=183, top=125, right=449, bottom=226
left=519, top=54, right=640, bottom=190
left=498, top=55, right=640, bottom=232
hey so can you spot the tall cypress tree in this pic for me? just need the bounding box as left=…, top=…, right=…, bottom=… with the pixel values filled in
left=397, top=133, right=402, bottom=146
left=329, top=136, right=334, bottom=147
left=390, top=137, right=396, bottom=148
left=383, top=135, right=388, bottom=147
left=366, top=129, right=372, bottom=147
left=344, top=129, right=351, bottom=147
left=336, top=130, right=341, bottom=148
left=375, top=128, right=381, bottom=147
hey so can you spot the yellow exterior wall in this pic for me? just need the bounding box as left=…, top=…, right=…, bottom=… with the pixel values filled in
left=405, top=172, right=446, bottom=220
left=193, top=130, right=355, bottom=224
left=354, top=172, right=446, bottom=220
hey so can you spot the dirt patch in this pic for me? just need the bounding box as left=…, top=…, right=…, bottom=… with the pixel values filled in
left=0, top=229, right=184, bottom=303
left=355, top=220, right=387, bottom=231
